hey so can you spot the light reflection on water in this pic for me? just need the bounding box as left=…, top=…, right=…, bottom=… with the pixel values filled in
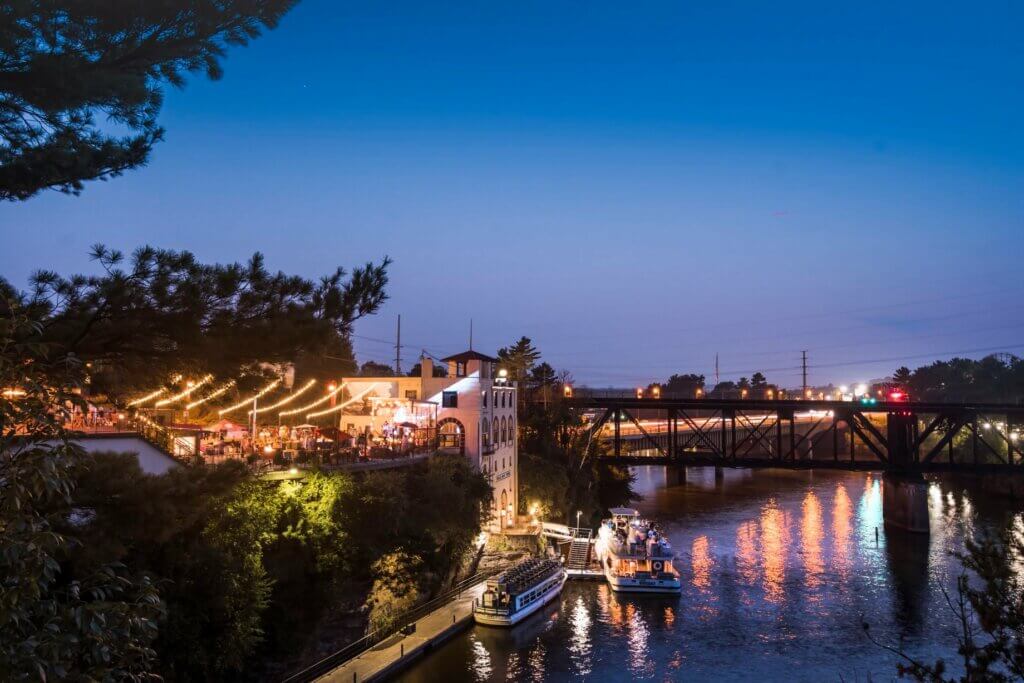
left=396, top=467, right=1023, bottom=683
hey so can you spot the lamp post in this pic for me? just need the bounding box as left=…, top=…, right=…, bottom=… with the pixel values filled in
left=576, top=509, right=582, bottom=531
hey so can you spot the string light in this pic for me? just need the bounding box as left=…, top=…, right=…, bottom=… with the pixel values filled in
left=279, top=381, right=348, bottom=417
left=155, top=375, right=213, bottom=406
left=127, top=388, right=166, bottom=407
left=185, top=380, right=236, bottom=410
left=218, top=379, right=281, bottom=416
left=306, top=383, right=379, bottom=419
left=251, top=379, right=317, bottom=414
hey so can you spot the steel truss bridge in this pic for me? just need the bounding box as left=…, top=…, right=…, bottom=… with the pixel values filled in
left=583, top=397, right=1024, bottom=472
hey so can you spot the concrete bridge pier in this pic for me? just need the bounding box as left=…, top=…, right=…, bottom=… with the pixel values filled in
left=882, top=472, right=930, bottom=534
left=664, top=465, right=687, bottom=486
left=714, top=466, right=724, bottom=483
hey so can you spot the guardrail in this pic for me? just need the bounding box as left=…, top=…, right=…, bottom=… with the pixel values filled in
left=280, top=571, right=491, bottom=683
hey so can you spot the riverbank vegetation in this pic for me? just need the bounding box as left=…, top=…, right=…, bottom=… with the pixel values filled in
left=55, top=451, right=490, bottom=680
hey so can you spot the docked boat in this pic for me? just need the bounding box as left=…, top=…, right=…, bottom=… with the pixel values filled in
left=594, top=507, right=681, bottom=593
left=474, top=558, right=567, bottom=627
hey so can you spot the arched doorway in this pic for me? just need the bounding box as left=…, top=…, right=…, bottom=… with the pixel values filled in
left=500, top=489, right=508, bottom=527
left=437, top=417, right=465, bottom=454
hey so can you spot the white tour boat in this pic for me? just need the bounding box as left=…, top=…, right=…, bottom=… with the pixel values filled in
left=474, top=558, right=567, bottom=627
left=594, top=507, right=681, bottom=593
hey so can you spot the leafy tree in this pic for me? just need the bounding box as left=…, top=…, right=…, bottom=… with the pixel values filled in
left=893, top=366, right=913, bottom=389
left=1, top=245, right=390, bottom=398
left=0, top=0, right=298, bottom=201
left=365, top=551, right=423, bottom=634
left=0, top=303, right=162, bottom=680
left=408, top=361, right=447, bottom=377
left=664, top=373, right=705, bottom=396
left=359, top=360, right=396, bottom=377
left=751, top=372, right=768, bottom=392
left=899, top=355, right=1024, bottom=403
left=497, top=336, right=541, bottom=382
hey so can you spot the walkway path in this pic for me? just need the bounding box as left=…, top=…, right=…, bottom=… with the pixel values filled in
left=318, top=583, right=487, bottom=683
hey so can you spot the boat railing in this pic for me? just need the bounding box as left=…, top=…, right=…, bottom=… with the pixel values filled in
left=280, top=571, right=491, bottom=683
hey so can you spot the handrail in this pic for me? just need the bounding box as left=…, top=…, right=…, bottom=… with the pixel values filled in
left=280, top=571, right=491, bottom=683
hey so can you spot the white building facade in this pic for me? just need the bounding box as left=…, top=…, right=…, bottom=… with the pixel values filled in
left=341, top=349, right=517, bottom=530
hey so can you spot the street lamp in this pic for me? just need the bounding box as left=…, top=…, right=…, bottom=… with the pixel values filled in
left=635, top=387, right=644, bottom=399
left=766, top=389, right=774, bottom=399
left=576, top=509, right=582, bottom=530
left=563, top=384, right=573, bottom=398
left=741, top=388, right=748, bottom=399
left=695, top=387, right=703, bottom=398
left=652, top=386, right=661, bottom=399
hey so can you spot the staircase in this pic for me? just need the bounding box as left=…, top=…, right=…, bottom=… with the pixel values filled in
left=567, top=534, right=592, bottom=571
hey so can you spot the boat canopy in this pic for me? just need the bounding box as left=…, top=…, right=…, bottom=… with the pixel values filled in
left=609, top=507, right=640, bottom=517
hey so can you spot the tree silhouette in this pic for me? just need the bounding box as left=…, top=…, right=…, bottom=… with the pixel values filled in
left=1, top=0, right=298, bottom=200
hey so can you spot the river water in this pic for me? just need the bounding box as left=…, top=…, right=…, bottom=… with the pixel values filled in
left=396, top=466, right=1023, bottom=682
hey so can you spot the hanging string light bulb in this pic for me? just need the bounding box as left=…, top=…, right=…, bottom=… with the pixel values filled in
left=279, top=381, right=347, bottom=417
left=127, top=388, right=166, bottom=407
left=185, top=380, right=236, bottom=410
left=218, top=379, right=281, bottom=416
left=306, top=383, right=379, bottom=419
left=155, top=375, right=213, bottom=406
left=250, top=379, right=317, bottom=414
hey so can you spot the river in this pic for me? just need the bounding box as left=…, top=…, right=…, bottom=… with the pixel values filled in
left=395, top=466, right=1023, bottom=682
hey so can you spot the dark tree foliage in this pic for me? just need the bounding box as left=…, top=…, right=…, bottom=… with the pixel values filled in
left=664, top=372, right=705, bottom=396
left=0, top=303, right=162, bottom=680
left=497, top=336, right=541, bottom=382
left=61, top=452, right=490, bottom=680
left=0, top=0, right=298, bottom=200
left=359, top=360, right=396, bottom=377
left=898, top=355, right=1024, bottom=403
left=1, top=245, right=390, bottom=397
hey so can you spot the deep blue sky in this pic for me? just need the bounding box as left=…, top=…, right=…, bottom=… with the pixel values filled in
left=3, top=1, right=1022, bottom=387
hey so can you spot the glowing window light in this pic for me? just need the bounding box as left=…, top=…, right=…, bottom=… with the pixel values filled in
left=155, top=375, right=213, bottom=406
left=305, top=383, right=379, bottom=419
left=185, top=380, right=236, bottom=410
left=251, top=379, right=317, bottom=414
left=218, top=379, right=281, bottom=416
left=127, top=388, right=166, bottom=407
left=279, top=381, right=348, bottom=417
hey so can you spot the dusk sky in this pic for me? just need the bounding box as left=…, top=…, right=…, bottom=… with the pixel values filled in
left=3, top=1, right=1022, bottom=388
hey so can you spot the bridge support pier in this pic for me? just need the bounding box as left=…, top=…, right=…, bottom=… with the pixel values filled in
left=664, top=465, right=686, bottom=486
left=714, top=466, right=724, bottom=483
left=883, top=472, right=930, bottom=534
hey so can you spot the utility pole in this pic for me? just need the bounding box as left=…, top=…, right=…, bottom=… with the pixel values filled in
left=801, top=350, right=808, bottom=397
left=714, top=353, right=720, bottom=388
left=394, top=315, right=402, bottom=375
left=469, top=319, right=473, bottom=351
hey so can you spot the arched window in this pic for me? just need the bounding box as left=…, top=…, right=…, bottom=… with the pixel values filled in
left=492, top=417, right=499, bottom=445
left=501, top=391, right=506, bottom=408
left=500, top=416, right=507, bottom=444
left=483, top=391, right=488, bottom=407
left=437, top=418, right=465, bottom=454
left=492, top=390, right=497, bottom=407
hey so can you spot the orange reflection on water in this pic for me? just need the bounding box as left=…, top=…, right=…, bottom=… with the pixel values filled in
left=801, top=491, right=824, bottom=591
left=832, top=483, right=852, bottom=578
left=736, top=520, right=758, bottom=585
left=692, top=535, right=712, bottom=590
left=760, top=501, right=789, bottom=604
left=663, top=606, right=676, bottom=630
